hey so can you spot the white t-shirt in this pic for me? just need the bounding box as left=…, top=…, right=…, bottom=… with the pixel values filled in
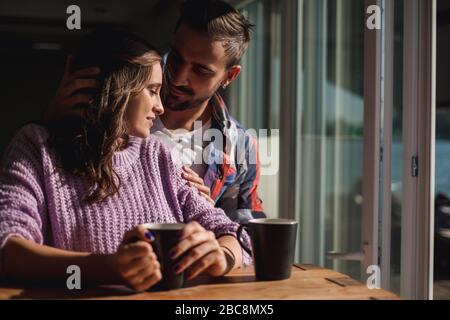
left=151, top=116, right=211, bottom=178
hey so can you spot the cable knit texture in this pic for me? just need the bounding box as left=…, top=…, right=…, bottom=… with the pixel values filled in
left=0, top=124, right=252, bottom=271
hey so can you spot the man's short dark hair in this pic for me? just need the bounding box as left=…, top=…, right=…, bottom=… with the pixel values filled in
left=176, top=0, right=253, bottom=68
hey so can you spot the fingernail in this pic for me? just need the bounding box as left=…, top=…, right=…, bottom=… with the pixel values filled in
left=145, top=231, right=155, bottom=241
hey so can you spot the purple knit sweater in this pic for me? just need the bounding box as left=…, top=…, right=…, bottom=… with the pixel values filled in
left=0, top=124, right=251, bottom=270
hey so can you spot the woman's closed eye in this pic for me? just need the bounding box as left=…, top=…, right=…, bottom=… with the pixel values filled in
left=147, top=86, right=160, bottom=96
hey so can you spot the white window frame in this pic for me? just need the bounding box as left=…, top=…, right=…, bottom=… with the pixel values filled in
left=400, top=0, right=436, bottom=300
left=362, top=0, right=383, bottom=279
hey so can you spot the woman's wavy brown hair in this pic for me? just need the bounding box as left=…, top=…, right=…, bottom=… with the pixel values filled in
left=47, top=28, right=161, bottom=203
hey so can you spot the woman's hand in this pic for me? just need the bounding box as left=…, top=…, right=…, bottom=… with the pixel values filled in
left=43, top=55, right=101, bottom=123
left=170, top=221, right=229, bottom=280
left=111, top=225, right=162, bottom=291
left=181, top=165, right=215, bottom=205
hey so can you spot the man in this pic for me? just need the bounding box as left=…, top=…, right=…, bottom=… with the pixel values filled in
left=46, top=0, right=265, bottom=223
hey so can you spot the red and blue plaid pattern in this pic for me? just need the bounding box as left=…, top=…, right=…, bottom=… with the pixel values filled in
left=202, top=94, right=265, bottom=223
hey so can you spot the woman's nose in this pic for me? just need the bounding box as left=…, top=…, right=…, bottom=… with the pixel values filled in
left=154, top=99, right=164, bottom=116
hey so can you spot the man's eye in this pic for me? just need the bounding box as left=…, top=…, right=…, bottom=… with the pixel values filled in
left=195, top=67, right=210, bottom=75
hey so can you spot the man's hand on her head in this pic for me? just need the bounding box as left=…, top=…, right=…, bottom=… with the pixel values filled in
left=43, top=55, right=101, bottom=123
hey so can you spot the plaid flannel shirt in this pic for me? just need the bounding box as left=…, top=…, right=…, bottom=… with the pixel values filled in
left=201, top=93, right=265, bottom=223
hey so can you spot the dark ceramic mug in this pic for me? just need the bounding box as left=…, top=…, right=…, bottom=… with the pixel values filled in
left=143, top=223, right=185, bottom=290
left=237, top=218, right=298, bottom=281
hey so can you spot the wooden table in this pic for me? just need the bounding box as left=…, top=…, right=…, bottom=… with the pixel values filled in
left=0, top=264, right=399, bottom=300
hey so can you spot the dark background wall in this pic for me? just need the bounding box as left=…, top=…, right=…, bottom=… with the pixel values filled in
left=437, top=0, right=450, bottom=139
left=0, top=0, right=183, bottom=156
left=438, top=0, right=450, bottom=109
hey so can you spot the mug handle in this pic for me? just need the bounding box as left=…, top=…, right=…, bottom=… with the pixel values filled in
left=237, top=225, right=252, bottom=256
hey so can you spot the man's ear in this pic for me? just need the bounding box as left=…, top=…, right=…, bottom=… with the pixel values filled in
left=224, top=65, right=241, bottom=86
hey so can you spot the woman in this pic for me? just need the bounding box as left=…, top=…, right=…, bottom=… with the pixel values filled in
left=0, top=29, right=250, bottom=291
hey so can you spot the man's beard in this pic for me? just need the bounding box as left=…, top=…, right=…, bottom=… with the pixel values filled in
left=164, top=94, right=212, bottom=111
left=163, top=82, right=222, bottom=112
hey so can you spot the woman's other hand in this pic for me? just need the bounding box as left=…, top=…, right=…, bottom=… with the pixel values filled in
left=170, top=221, right=229, bottom=280
left=111, top=225, right=162, bottom=291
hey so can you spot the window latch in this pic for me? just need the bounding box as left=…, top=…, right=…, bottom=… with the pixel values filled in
left=412, top=156, right=418, bottom=177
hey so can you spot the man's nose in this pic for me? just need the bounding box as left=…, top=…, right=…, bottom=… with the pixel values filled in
left=169, top=63, right=189, bottom=87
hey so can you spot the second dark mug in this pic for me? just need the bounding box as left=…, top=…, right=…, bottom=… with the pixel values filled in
left=237, top=218, right=298, bottom=281
left=143, top=223, right=185, bottom=291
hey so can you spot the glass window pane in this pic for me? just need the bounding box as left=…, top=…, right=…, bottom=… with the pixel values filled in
left=389, top=0, right=404, bottom=296
left=296, top=0, right=365, bottom=280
